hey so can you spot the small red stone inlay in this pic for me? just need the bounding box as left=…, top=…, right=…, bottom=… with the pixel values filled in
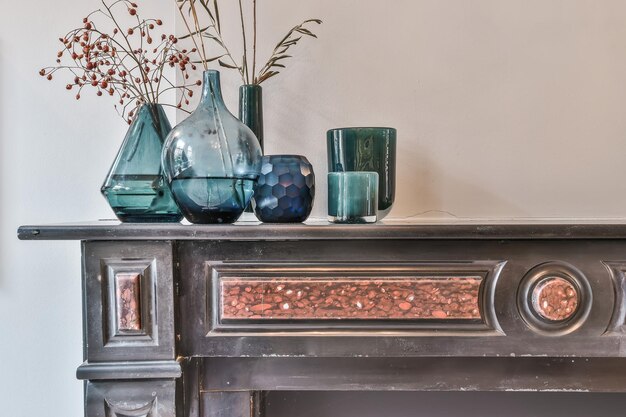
left=220, top=277, right=482, bottom=321
left=116, top=273, right=142, bottom=331
left=532, top=277, right=579, bottom=322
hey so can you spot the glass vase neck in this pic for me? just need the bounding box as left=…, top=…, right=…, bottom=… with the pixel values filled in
left=134, top=103, right=170, bottom=138
left=200, top=70, right=225, bottom=105
left=137, top=101, right=165, bottom=119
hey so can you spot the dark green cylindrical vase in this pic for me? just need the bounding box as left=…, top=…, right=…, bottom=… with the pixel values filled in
left=239, top=84, right=264, bottom=152
left=101, top=104, right=183, bottom=223
left=327, top=127, right=397, bottom=219
left=239, top=84, right=264, bottom=214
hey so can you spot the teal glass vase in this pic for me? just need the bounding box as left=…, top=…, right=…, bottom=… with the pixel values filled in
left=162, top=70, right=263, bottom=224
left=328, top=172, right=378, bottom=224
left=327, top=127, right=397, bottom=219
left=101, top=104, right=183, bottom=223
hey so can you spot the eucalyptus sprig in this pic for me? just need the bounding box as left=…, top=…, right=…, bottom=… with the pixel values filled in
left=176, top=0, right=322, bottom=85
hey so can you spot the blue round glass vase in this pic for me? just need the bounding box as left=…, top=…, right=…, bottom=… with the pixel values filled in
left=161, top=70, right=262, bottom=224
left=251, top=155, right=315, bottom=223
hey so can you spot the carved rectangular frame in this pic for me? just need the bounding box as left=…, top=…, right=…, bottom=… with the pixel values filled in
left=83, top=241, right=175, bottom=362
left=102, top=259, right=157, bottom=346
left=206, top=261, right=505, bottom=335
left=603, top=261, right=626, bottom=335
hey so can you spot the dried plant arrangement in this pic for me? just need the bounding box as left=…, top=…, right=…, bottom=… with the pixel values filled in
left=40, top=0, right=201, bottom=123
left=176, top=0, right=322, bottom=85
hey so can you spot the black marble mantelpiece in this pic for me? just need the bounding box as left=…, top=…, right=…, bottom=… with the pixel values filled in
left=18, top=220, right=626, bottom=417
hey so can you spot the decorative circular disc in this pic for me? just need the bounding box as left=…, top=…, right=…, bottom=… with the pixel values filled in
left=517, top=261, right=592, bottom=336
left=531, top=277, right=579, bottom=322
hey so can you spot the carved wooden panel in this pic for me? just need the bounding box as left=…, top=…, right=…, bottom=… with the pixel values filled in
left=86, top=380, right=175, bottom=417
left=105, top=398, right=155, bottom=417
left=83, top=241, right=175, bottom=362
left=207, top=261, right=505, bottom=334
left=604, top=262, right=626, bottom=334
left=201, top=392, right=257, bottom=417
left=103, top=260, right=155, bottom=344
left=220, top=277, right=481, bottom=320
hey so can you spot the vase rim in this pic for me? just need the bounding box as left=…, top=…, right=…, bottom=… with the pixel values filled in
left=129, top=102, right=168, bottom=125
left=135, top=102, right=166, bottom=110
left=264, top=154, right=308, bottom=159
left=328, top=171, right=379, bottom=178
left=328, top=127, right=396, bottom=133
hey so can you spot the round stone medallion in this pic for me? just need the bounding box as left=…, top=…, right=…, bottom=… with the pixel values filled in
left=517, top=262, right=592, bottom=336
left=531, top=277, right=580, bottom=322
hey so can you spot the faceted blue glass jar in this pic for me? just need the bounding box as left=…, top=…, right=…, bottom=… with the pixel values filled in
left=161, top=70, right=263, bottom=224
left=251, top=155, right=315, bottom=223
left=101, top=104, right=183, bottom=223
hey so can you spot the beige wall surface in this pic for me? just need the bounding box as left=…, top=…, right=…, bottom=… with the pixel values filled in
left=0, top=2, right=175, bottom=416
left=3, top=1, right=626, bottom=416
left=229, top=0, right=626, bottom=220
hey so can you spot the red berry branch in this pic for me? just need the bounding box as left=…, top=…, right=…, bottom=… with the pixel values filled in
left=40, top=0, right=201, bottom=124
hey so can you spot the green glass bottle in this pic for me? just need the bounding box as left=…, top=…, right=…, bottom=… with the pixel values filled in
left=239, top=84, right=264, bottom=152
left=239, top=84, right=264, bottom=214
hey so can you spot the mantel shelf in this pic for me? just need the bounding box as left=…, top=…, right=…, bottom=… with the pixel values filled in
left=17, top=217, right=626, bottom=241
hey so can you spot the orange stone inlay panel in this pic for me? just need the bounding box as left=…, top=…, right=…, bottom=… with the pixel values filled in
left=115, top=273, right=142, bottom=331
left=532, top=277, right=579, bottom=322
left=220, top=277, right=482, bottom=321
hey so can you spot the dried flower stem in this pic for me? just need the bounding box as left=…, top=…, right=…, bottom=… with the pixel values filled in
left=252, top=0, right=257, bottom=82
left=176, top=2, right=208, bottom=71
left=176, top=0, right=321, bottom=85
left=41, top=0, right=198, bottom=123
left=238, top=0, right=249, bottom=84
left=100, top=2, right=153, bottom=101
left=189, top=0, right=210, bottom=70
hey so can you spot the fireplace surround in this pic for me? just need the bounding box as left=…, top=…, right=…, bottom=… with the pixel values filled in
left=18, top=220, right=626, bottom=416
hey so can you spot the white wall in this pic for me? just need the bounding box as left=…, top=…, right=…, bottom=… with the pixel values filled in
left=4, top=1, right=626, bottom=416
left=0, top=1, right=174, bottom=415
left=245, top=0, right=626, bottom=220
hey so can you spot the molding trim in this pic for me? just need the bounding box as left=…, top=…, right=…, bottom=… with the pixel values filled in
left=206, top=261, right=506, bottom=335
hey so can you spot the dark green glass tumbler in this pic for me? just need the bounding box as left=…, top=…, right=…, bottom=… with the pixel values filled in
left=327, top=127, right=396, bottom=219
